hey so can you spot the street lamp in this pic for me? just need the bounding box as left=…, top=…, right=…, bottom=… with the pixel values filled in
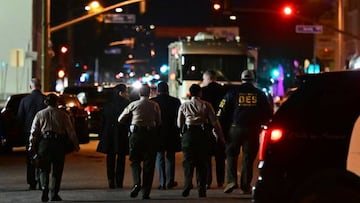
left=85, top=1, right=101, bottom=11
left=85, top=1, right=104, bottom=22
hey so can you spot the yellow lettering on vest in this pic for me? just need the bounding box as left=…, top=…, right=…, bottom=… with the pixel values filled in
left=238, top=93, right=257, bottom=106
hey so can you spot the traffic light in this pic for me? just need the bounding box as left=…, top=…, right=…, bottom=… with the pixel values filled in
left=60, top=45, right=68, bottom=54
left=271, top=68, right=280, bottom=79
left=282, top=5, right=294, bottom=17
left=74, top=62, right=80, bottom=68
left=211, top=0, right=223, bottom=12
left=58, top=69, right=65, bottom=78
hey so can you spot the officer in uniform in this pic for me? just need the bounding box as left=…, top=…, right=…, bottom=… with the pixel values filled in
left=151, top=82, right=181, bottom=190
left=217, top=70, right=273, bottom=194
left=118, top=84, right=161, bottom=200
left=29, top=93, right=80, bottom=202
left=17, top=78, right=46, bottom=190
left=177, top=84, right=225, bottom=198
left=96, top=84, right=130, bottom=189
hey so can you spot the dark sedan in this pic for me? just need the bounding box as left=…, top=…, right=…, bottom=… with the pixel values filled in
left=0, top=93, right=89, bottom=151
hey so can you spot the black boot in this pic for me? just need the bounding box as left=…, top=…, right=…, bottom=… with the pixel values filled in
left=130, top=184, right=141, bottom=198
left=41, top=189, right=49, bottom=202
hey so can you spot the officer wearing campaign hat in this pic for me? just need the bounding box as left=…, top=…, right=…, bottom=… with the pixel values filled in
left=217, top=70, right=273, bottom=195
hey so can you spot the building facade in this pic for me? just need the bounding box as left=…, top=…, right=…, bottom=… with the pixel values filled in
left=0, top=1, right=33, bottom=100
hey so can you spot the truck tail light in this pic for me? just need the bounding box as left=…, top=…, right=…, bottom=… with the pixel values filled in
left=259, top=127, right=284, bottom=161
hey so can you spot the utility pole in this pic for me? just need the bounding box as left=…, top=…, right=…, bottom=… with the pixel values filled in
left=337, top=0, right=345, bottom=70
left=41, top=0, right=50, bottom=91
left=32, top=0, right=42, bottom=81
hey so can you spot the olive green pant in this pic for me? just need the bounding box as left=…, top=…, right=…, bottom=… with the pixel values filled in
left=182, top=126, right=210, bottom=194
left=38, top=139, right=66, bottom=198
left=129, top=127, right=158, bottom=197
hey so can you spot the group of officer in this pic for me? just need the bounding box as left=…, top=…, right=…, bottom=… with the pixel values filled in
left=20, top=68, right=272, bottom=201
left=106, top=69, right=272, bottom=199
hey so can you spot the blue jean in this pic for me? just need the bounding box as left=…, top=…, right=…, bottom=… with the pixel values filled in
left=156, top=150, right=176, bottom=186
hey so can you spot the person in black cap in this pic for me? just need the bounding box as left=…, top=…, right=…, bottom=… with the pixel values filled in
left=29, top=93, right=80, bottom=202
left=218, top=70, right=273, bottom=195
left=151, top=81, right=181, bottom=190
left=96, top=84, right=130, bottom=189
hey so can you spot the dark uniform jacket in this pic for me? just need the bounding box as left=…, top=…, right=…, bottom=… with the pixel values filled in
left=201, top=82, right=226, bottom=112
left=17, top=89, right=46, bottom=135
left=151, top=93, right=181, bottom=152
left=217, top=82, right=272, bottom=129
left=97, top=95, right=130, bottom=154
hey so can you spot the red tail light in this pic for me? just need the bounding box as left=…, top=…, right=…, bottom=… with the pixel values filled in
left=270, top=129, right=283, bottom=142
left=259, top=127, right=284, bottom=161
left=84, top=105, right=98, bottom=113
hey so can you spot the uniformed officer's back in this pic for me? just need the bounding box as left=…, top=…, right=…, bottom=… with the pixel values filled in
left=118, top=84, right=161, bottom=200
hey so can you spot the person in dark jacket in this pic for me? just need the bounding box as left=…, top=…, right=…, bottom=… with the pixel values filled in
left=151, top=81, right=181, bottom=190
left=17, top=78, right=46, bottom=190
left=217, top=70, right=273, bottom=195
left=97, top=84, right=130, bottom=189
left=201, top=70, right=227, bottom=189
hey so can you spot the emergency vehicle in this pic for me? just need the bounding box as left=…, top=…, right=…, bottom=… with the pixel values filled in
left=167, top=32, right=258, bottom=101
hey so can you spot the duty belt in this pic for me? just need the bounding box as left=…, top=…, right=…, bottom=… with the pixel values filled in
left=185, top=124, right=211, bottom=131
left=42, top=131, right=62, bottom=140
left=130, top=125, right=156, bottom=132
left=186, top=124, right=204, bottom=129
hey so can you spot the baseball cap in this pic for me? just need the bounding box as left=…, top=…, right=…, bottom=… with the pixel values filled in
left=241, top=70, right=255, bottom=81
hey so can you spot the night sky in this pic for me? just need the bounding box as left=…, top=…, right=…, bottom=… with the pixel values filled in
left=50, top=0, right=335, bottom=67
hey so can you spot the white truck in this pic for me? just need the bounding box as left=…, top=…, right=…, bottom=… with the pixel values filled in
left=167, top=32, right=258, bottom=101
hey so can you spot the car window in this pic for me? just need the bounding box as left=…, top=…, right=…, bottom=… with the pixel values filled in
left=2, top=94, right=27, bottom=114
left=58, top=94, right=82, bottom=108
left=275, top=78, right=359, bottom=132
left=63, top=86, right=113, bottom=107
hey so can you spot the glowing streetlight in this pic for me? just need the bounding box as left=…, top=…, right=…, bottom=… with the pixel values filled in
left=85, top=1, right=101, bottom=11
left=85, top=1, right=104, bottom=22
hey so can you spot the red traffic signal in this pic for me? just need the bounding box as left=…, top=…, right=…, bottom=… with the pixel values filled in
left=60, top=45, right=68, bottom=54
left=282, top=5, right=293, bottom=16
left=211, top=0, right=223, bottom=12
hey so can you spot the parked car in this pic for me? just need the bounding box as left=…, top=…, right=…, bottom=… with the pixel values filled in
left=0, top=92, right=89, bottom=151
left=63, top=86, right=114, bottom=136
left=252, top=70, right=360, bottom=203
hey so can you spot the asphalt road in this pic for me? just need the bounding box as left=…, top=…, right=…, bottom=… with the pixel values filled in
left=0, top=141, right=256, bottom=203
